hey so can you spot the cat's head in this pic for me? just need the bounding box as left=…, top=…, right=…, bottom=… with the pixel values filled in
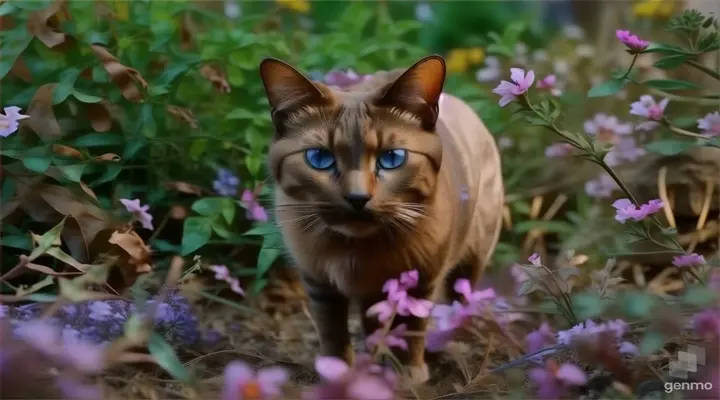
left=259, top=56, right=446, bottom=238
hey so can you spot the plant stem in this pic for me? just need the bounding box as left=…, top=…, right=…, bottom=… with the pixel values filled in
left=488, top=345, right=567, bottom=373
left=686, top=59, right=720, bottom=81
left=621, top=54, right=639, bottom=79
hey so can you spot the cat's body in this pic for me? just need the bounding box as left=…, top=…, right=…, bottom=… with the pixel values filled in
left=259, top=56, right=504, bottom=382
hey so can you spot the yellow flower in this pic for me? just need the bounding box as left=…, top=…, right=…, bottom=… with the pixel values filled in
left=467, top=47, right=485, bottom=64
left=446, top=49, right=470, bottom=73
left=277, top=0, right=310, bottom=14
left=632, top=0, right=677, bottom=19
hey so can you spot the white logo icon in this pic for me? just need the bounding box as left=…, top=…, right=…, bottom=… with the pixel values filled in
left=669, top=345, right=706, bottom=379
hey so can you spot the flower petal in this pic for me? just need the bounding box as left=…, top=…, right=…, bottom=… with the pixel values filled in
left=314, top=356, right=349, bottom=381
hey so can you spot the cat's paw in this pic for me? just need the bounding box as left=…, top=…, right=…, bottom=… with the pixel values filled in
left=406, top=363, right=430, bottom=385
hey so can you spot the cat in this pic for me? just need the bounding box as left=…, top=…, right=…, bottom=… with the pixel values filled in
left=258, top=55, right=504, bottom=383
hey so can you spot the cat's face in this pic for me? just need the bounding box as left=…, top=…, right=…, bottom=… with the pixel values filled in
left=260, top=57, right=446, bottom=238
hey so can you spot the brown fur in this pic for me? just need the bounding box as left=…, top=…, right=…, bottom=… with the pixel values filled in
left=258, top=56, right=504, bottom=382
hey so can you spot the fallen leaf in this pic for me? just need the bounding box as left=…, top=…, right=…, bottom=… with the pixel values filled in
left=94, top=153, right=121, bottom=162
left=43, top=166, right=97, bottom=200
left=165, top=181, right=203, bottom=195
left=26, top=84, right=62, bottom=139
left=91, top=44, right=148, bottom=102
left=87, top=101, right=112, bottom=132
left=10, top=56, right=32, bottom=82
left=166, top=105, right=198, bottom=128
left=26, top=0, right=68, bottom=48
left=52, top=144, right=84, bottom=160
left=200, top=65, right=231, bottom=93
left=107, top=230, right=153, bottom=291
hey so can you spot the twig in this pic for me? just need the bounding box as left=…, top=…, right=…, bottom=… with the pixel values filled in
left=686, top=59, right=720, bottom=81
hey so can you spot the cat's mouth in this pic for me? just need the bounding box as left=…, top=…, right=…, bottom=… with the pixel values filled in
left=319, top=209, right=380, bottom=237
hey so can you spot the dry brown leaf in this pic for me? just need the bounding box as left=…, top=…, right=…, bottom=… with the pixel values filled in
left=94, top=153, right=121, bottom=162
left=52, top=144, right=84, bottom=160
left=26, top=83, right=62, bottom=139
left=200, top=65, right=231, bottom=93
left=26, top=0, right=68, bottom=48
left=91, top=44, right=148, bottom=102
left=165, top=181, right=203, bottom=195
left=170, top=205, right=188, bottom=220
left=107, top=230, right=152, bottom=290
left=179, top=13, right=196, bottom=50
left=87, top=101, right=112, bottom=132
left=166, top=105, right=199, bottom=128
left=10, top=56, right=32, bottom=82
left=25, top=262, right=82, bottom=276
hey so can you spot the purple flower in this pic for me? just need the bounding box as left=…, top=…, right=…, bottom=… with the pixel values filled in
left=672, top=253, right=706, bottom=268
left=530, top=360, right=587, bottom=399
left=207, top=265, right=245, bottom=295
left=365, top=324, right=408, bottom=351
left=584, top=113, right=633, bottom=141
left=710, top=269, right=720, bottom=290
left=308, top=355, right=396, bottom=400
left=492, top=68, right=535, bottom=107
left=616, top=29, right=649, bottom=52
left=213, top=168, right=241, bottom=196
left=630, top=95, right=668, bottom=130
left=544, top=142, right=574, bottom=158
left=0, top=106, right=30, bottom=138
left=241, top=189, right=268, bottom=222
left=366, top=270, right=433, bottom=321
left=528, top=253, right=541, bottom=266
left=323, top=69, right=371, bottom=89
left=222, top=360, right=288, bottom=400
left=693, top=309, right=720, bottom=339
left=698, top=111, right=720, bottom=137
left=536, top=74, right=562, bottom=96
left=453, top=279, right=496, bottom=309
left=526, top=322, right=556, bottom=353
left=604, top=137, right=646, bottom=166
left=119, top=198, right=154, bottom=230
left=585, top=173, right=619, bottom=198
left=425, top=301, right=473, bottom=351
left=619, top=341, right=639, bottom=355
left=557, top=319, right=628, bottom=345
left=612, top=198, right=663, bottom=223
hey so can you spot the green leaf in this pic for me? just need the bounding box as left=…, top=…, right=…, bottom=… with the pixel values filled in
left=587, top=79, right=626, bottom=98
left=645, top=139, right=696, bottom=155
left=643, top=79, right=699, bottom=91
left=571, top=292, right=606, bottom=320
left=621, top=291, right=656, bottom=319
left=653, top=54, right=691, bottom=69
left=243, top=223, right=279, bottom=237
left=181, top=217, right=213, bottom=255
left=53, top=69, right=82, bottom=104
left=256, top=247, right=281, bottom=276
left=22, top=147, right=52, bottom=174
left=682, top=285, right=717, bottom=306
left=642, top=42, right=690, bottom=55
left=72, top=133, right=125, bottom=147
left=191, top=197, right=236, bottom=224
left=71, top=90, right=103, bottom=103
left=513, top=220, right=574, bottom=235
left=58, top=164, right=87, bottom=182
left=28, top=218, right=66, bottom=261
left=226, top=108, right=256, bottom=120
left=639, top=330, right=665, bottom=356
left=0, top=1, right=16, bottom=16
left=0, top=235, right=32, bottom=250
left=0, top=34, right=32, bottom=80
left=148, top=333, right=192, bottom=383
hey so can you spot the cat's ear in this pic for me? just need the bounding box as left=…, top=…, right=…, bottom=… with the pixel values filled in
left=259, top=58, right=330, bottom=128
left=374, top=55, right=446, bottom=129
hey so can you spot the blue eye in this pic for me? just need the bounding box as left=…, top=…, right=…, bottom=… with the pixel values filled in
left=304, top=148, right=336, bottom=170
left=377, top=149, right=407, bottom=170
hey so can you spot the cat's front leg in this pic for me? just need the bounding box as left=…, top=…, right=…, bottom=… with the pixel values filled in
left=302, top=274, right=354, bottom=364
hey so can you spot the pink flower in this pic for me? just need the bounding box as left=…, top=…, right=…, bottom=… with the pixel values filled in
left=698, top=111, right=720, bottom=137
left=619, top=341, right=639, bottom=355
left=528, top=253, right=541, bottom=266
left=453, top=279, right=496, bottom=306
left=544, top=142, right=574, bottom=158
left=365, top=324, right=408, bottom=351
left=612, top=198, right=663, bottom=223
left=585, top=173, right=619, bottom=198
left=693, top=309, right=720, bottom=340
left=630, top=95, right=668, bottom=122
left=584, top=113, right=633, bottom=141
left=616, top=29, right=649, bottom=51
left=425, top=301, right=473, bottom=351
left=308, top=355, right=396, bottom=400
left=222, top=360, right=288, bottom=400
left=366, top=270, right=432, bottom=321
left=241, top=189, right=268, bottom=222
left=492, top=68, right=535, bottom=107
left=536, top=74, right=562, bottom=96
left=557, top=319, right=628, bottom=345
left=672, top=253, right=706, bottom=268
left=399, top=270, right=419, bottom=288
left=0, top=106, right=30, bottom=138
left=526, top=322, right=556, bottom=353
left=394, top=291, right=434, bottom=318
left=209, top=264, right=245, bottom=295
left=119, top=198, right=154, bottom=230
left=530, top=360, right=587, bottom=399
left=604, top=137, right=646, bottom=167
